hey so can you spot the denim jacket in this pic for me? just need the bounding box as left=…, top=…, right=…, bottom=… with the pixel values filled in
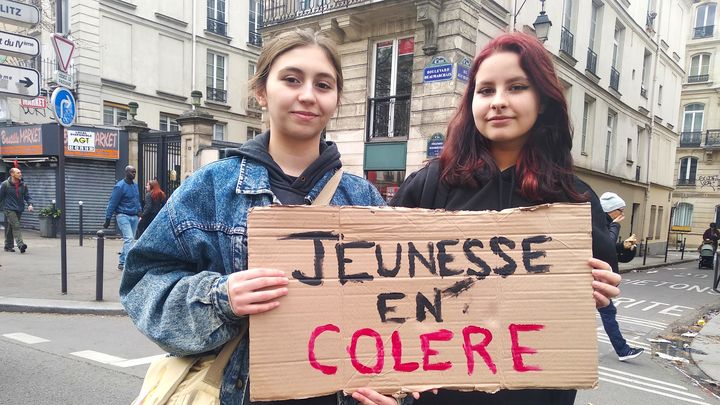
left=120, top=156, right=389, bottom=404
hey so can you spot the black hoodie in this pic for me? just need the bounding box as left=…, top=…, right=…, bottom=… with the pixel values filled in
left=227, top=131, right=342, bottom=204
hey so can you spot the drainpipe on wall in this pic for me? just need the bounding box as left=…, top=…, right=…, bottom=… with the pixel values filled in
left=643, top=8, right=662, bottom=253
left=192, top=0, right=197, bottom=92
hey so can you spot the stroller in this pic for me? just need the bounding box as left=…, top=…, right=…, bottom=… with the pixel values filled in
left=698, top=239, right=716, bottom=269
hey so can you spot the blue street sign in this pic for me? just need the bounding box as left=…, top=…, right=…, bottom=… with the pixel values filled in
left=426, top=133, right=445, bottom=158
left=457, top=65, right=469, bottom=82
left=51, top=87, right=75, bottom=127
left=423, top=64, right=453, bottom=83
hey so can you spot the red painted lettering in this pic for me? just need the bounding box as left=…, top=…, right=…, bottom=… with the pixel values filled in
left=391, top=331, right=419, bottom=372
left=347, top=328, right=384, bottom=374
left=462, top=326, right=496, bottom=375
left=308, top=324, right=339, bottom=375
left=509, top=323, right=544, bottom=372
left=419, top=329, right=453, bottom=371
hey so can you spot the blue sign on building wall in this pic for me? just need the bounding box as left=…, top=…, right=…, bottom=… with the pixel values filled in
left=456, top=56, right=471, bottom=82
left=423, top=56, right=453, bottom=83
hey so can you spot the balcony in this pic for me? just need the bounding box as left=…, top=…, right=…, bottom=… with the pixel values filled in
left=264, top=0, right=371, bottom=27
left=693, top=25, right=714, bottom=39
left=640, top=86, right=647, bottom=98
left=688, top=74, right=709, bottom=83
left=207, top=17, right=227, bottom=36
left=560, top=26, right=574, bottom=56
left=586, top=48, right=597, bottom=75
left=680, top=131, right=702, bottom=147
left=610, top=67, right=620, bottom=91
left=249, top=30, right=262, bottom=47
left=677, top=178, right=696, bottom=186
left=705, top=130, right=720, bottom=148
left=367, top=95, right=411, bottom=141
left=247, top=96, right=262, bottom=111
left=207, top=87, right=227, bottom=103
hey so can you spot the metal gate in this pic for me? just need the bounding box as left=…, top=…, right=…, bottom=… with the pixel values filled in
left=138, top=131, right=182, bottom=200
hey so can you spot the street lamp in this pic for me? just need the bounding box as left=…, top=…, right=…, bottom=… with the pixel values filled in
left=127, top=101, right=138, bottom=120
left=532, top=0, right=552, bottom=43
left=190, top=90, right=203, bottom=110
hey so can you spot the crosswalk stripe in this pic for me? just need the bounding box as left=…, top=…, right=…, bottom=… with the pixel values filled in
left=597, top=336, right=652, bottom=350
left=70, top=350, right=126, bottom=364
left=599, top=377, right=711, bottom=404
left=112, top=354, right=166, bottom=368
left=598, top=371, right=700, bottom=397
left=599, top=365, right=690, bottom=390
left=2, top=332, right=50, bottom=344
left=596, top=314, right=668, bottom=329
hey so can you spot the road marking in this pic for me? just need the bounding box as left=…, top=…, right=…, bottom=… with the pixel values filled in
left=2, top=332, right=49, bottom=344
left=596, top=313, right=668, bottom=329
left=599, top=366, right=694, bottom=391
left=597, top=335, right=652, bottom=350
left=70, top=350, right=126, bottom=364
left=113, top=354, right=166, bottom=368
left=598, top=366, right=711, bottom=405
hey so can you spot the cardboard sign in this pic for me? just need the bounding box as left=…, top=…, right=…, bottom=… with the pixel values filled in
left=248, top=204, right=598, bottom=400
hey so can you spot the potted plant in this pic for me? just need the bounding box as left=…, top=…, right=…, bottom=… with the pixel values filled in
left=38, top=206, right=61, bottom=238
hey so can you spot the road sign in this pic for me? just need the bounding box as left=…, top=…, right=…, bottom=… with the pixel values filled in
left=0, top=0, right=39, bottom=27
left=0, top=30, right=38, bottom=59
left=0, top=63, right=39, bottom=99
left=54, top=70, right=73, bottom=88
left=51, top=87, right=76, bottom=127
left=51, top=34, right=75, bottom=73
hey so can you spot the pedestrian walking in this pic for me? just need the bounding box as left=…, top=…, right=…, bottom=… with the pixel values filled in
left=121, top=30, right=403, bottom=405
left=389, top=32, right=622, bottom=405
left=0, top=167, right=33, bottom=253
left=135, top=179, right=166, bottom=239
left=702, top=222, right=720, bottom=251
left=104, top=165, right=141, bottom=271
left=598, top=192, right=644, bottom=362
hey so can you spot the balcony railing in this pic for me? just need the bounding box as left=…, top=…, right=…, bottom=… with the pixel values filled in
left=247, top=96, right=262, bottom=111
left=586, top=48, right=597, bottom=75
left=264, top=0, right=370, bottom=26
left=207, top=17, right=227, bottom=36
left=705, top=129, right=720, bottom=148
left=680, top=131, right=702, bottom=147
left=693, top=25, right=714, bottom=39
left=688, top=74, right=709, bottom=83
left=560, top=26, right=574, bottom=56
left=249, top=30, right=262, bottom=46
left=610, top=67, right=620, bottom=91
left=635, top=165, right=641, bottom=182
left=367, top=95, right=411, bottom=141
left=640, top=86, right=647, bottom=98
left=207, top=87, right=227, bottom=103
left=677, top=178, right=696, bottom=186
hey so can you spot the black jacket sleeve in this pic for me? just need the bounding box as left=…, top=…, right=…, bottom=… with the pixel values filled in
left=616, top=243, right=637, bottom=263
left=576, top=179, right=620, bottom=273
left=141, top=192, right=153, bottom=218
left=389, top=160, right=443, bottom=209
left=608, top=221, right=620, bottom=243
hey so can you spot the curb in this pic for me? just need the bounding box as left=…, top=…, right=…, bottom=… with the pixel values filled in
left=0, top=297, right=126, bottom=316
left=618, top=258, right=697, bottom=274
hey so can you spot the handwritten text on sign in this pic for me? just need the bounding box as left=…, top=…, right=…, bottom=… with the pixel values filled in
left=248, top=204, right=598, bottom=400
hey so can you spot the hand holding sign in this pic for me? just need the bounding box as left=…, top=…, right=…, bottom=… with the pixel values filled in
left=228, top=268, right=289, bottom=316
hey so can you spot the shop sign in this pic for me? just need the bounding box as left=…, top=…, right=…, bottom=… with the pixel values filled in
left=0, top=124, right=42, bottom=155
left=64, top=127, right=119, bottom=160
left=67, top=130, right=95, bottom=152
left=423, top=56, right=453, bottom=83
left=426, top=132, right=445, bottom=158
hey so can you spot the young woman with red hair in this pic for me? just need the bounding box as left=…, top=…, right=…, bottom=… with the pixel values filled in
left=391, top=32, right=621, bottom=404
left=136, top=179, right=166, bottom=238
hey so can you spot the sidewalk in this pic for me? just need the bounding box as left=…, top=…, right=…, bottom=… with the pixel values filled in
left=0, top=230, right=718, bottom=383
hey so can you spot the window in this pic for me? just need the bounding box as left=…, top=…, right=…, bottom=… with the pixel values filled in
left=586, top=2, right=602, bottom=74
left=213, top=123, right=226, bottom=141
left=658, top=85, right=663, bottom=105
left=103, top=103, right=128, bottom=126
left=641, top=50, right=651, bottom=98
left=682, top=103, right=704, bottom=135
left=610, top=23, right=624, bottom=91
left=626, top=138, right=633, bottom=163
left=694, top=3, right=716, bottom=38
left=207, top=51, right=227, bottom=103
left=247, top=127, right=262, bottom=140
left=689, top=54, right=711, bottom=82
left=368, top=37, right=414, bottom=140
left=581, top=97, right=595, bottom=155
left=249, top=0, right=262, bottom=46
left=673, top=203, right=694, bottom=227
left=159, top=113, right=179, bottom=131
left=605, top=111, right=616, bottom=173
left=560, top=0, right=575, bottom=55
left=365, top=170, right=405, bottom=202
left=678, top=156, right=699, bottom=185
left=655, top=206, right=664, bottom=239
left=207, top=0, right=227, bottom=36
left=648, top=205, right=657, bottom=239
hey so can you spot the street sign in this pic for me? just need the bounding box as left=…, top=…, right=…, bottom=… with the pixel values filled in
left=51, top=87, right=76, bottom=127
left=0, top=30, right=38, bottom=59
left=54, top=70, right=73, bottom=88
left=0, top=0, right=39, bottom=27
left=0, top=63, right=39, bottom=99
left=51, top=34, right=75, bottom=72
left=423, top=56, right=453, bottom=83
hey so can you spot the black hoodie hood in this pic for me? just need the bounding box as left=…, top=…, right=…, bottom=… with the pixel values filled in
left=226, top=131, right=342, bottom=204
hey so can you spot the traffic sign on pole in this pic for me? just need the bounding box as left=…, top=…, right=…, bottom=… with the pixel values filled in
left=51, top=33, right=75, bottom=73
left=0, top=63, right=39, bottom=99
left=51, top=87, right=76, bottom=127
left=0, top=0, right=39, bottom=27
left=0, top=30, right=38, bottom=59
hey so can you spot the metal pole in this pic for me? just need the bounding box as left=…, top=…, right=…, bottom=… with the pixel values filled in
left=78, top=201, right=83, bottom=246
left=643, top=237, right=648, bottom=266
left=664, top=206, right=675, bottom=262
left=59, top=130, right=68, bottom=294
left=681, top=237, right=686, bottom=260
left=96, top=230, right=104, bottom=301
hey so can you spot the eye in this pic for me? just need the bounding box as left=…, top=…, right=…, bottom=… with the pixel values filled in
left=316, top=81, right=334, bottom=90
left=283, top=76, right=301, bottom=84
left=476, top=87, right=495, bottom=96
left=509, top=84, right=530, bottom=92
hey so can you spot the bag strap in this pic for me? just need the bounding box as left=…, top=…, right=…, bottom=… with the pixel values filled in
left=203, top=322, right=248, bottom=388
left=312, top=168, right=343, bottom=206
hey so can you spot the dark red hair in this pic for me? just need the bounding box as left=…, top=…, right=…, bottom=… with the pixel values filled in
left=149, top=179, right=166, bottom=202
left=439, top=32, right=585, bottom=203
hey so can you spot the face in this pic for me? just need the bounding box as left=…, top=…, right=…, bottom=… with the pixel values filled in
left=146, top=182, right=151, bottom=191
left=10, top=169, right=21, bottom=181
left=256, top=45, right=339, bottom=143
left=125, top=167, right=136, bottom=180
left=608, top=208, right=624, bottom=220
left=472, top=52, right=541, bottom=151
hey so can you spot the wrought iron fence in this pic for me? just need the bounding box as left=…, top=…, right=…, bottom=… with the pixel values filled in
left=688, top=74, right=709, bottom=83
left=705, top=130, right=720, bottom=148
left=610, top=67, right=620, bottom=91
left=247, top=96, right=262, bottom=111
left=680, top=131, right=702, bottom=147
left=207, top=87, right=227, bottom=103
left=249, top=30, right=263, bottom=46
left=263, top=0, right=371, bottom=26
left=677, top=178, right=696, bottom=186
left=693, top=25, right=714, bottom=39
left=640, top=86, right=647, bottom=98
left=560, top=26, right=574, bottom=56
left=207, top=17, right=227, bottom=36
left=367, top=95, right=411, bottom=141
left=586, top=48, right=597, bottom=74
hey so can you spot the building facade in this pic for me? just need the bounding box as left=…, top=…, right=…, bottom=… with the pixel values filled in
left=672, top=0, right=720, bottom=248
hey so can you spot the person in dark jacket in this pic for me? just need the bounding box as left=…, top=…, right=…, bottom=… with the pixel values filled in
left=0, top=167, right=33, bottom=253
left=390, top=32, right=621, bottom=405
left=702, top=222, right=720, bottom=251
left=136, top=179, right=166, bottom=238
left=104, top=165, right=141, bottom=271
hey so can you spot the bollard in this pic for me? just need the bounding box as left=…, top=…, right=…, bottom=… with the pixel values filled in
left=96, top=230, right=104, bottom=301
left=681, top=237, right=686, bottom=260
left=643, top=238, right=648, bottom=266
left=51, top=198, right=56, bottom=212
left=78, top=201, right=84, bottom=246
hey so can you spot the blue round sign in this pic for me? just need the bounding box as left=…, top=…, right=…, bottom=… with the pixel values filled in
left=51, top=87, right=76, bottom=127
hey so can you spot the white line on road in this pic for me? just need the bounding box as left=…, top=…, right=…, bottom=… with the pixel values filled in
left=2, top=332, right=50, bottom=344
left=597, top=335, right=652, bottom=350
left=112, top=354, right=166, bottom=368
left=70, top=350, right=126, bottom=364
left=614, top=315, right=668, bottom=329
left=598, top=366, right=690, bottom=389
left=598, top=371, right=699, bottom=396
left=599, top=377, right=711, bottom=404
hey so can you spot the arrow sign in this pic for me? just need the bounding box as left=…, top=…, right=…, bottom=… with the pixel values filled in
left=0, top=63, right=39, bottom=99
left=51, top=34, right=75, bottom=73
left=0, top=30, right=39, bottom=59
left=0, top=0, right=39, bottom=27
